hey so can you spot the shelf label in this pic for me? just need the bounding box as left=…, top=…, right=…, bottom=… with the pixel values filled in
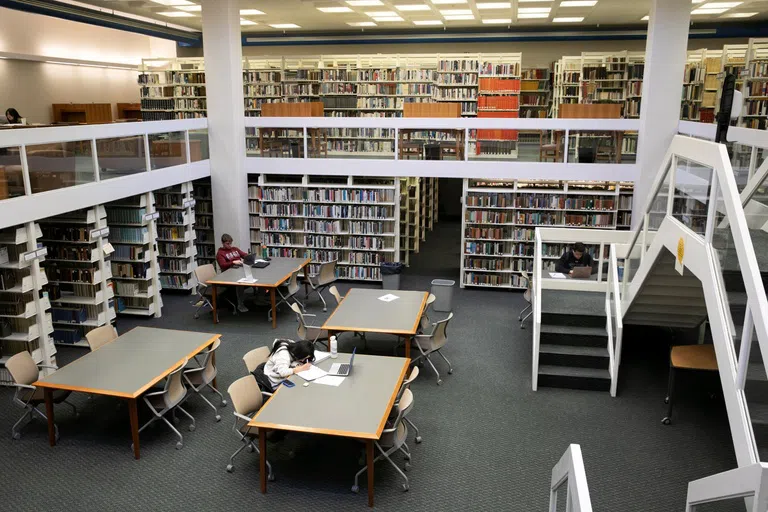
left=35, top=247, right=48, bottom=258
left=143, top=212, right=160, bottom=222
left=183, top=199, right=196, bottom=209
left=741, top=70, right=750, bottom=78
left=22, top=250, right=37, bottom=262
left=89, top=228, right=101, bottom=240
left=99, top=227, right=110, bottom=238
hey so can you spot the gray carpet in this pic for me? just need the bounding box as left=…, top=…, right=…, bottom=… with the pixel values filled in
left=0, top=222, right=738, bottom=512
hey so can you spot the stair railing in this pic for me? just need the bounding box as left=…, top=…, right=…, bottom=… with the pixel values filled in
left=605, top=244, right=623, bottom=397
left=685, top=462, right=768, bottom=512
left=549, top=444, right=593, bottom=512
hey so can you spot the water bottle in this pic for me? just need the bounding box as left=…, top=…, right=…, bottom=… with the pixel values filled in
left=330, top=335, right=338, bottom=359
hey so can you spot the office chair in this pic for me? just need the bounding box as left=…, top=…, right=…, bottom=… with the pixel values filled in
left=6, top=351, right=77, bottom=441
left=519, top=270, right=533, bottom=329
left=138, top=359, right=195, bottom=450
left=419, top=293, right=437, bottom=334
left=289, top=302, right=329, bottom=348
left=85, top=325, right=118, bottom=351
left=662, top=344, right=718, bottom=425
left=329, top=285, right=344, bottom=307
left=304, top=260, right=338, bottom=312
left=398, top=366, right=422, bottom=444
left=226, top=375, right=274, bottom=480
left=183, top=339, right=227, bottom=422
left=193, top=264, right=237, bottom=319
left=243, top=346, right=271, bottom=374
left=352, top=396, right=411, bottom=493
left=269, top=270, right=304, bottom=322
left=413, top=313, right=454, bottom=385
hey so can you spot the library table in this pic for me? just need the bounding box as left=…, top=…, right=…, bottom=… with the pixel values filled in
left=398, top=129, right=465, bottom=161
left=248, top=352, right=409, bottom=507
left=34, top=327, right=220, bottom=459
left=322, top=288, right=428, bottom=360
left=205, top=256, right=311, bottom=328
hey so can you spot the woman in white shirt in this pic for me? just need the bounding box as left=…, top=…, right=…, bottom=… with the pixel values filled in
left=252, top=339, right=314, bottom=392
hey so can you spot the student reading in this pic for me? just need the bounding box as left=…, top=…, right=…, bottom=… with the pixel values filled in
left=215, top=233, right=250, bottom=312
left=251, top=339, right=314, bottom=393
left=555, top=242, right=594, bottom=275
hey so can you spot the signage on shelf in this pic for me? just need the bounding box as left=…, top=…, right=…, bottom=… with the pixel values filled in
left=143, top=212, right=160, bottom=222
left=183, top=199, right=196, bottom=209
left=35, top=247, right=48, bottom=258
left=22, top=250, right=37, bottom=262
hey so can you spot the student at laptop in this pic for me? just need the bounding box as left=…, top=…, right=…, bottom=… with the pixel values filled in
left=216, top=233, right=249, bottom=312
left=252, top=339, right=314, bottom=393
left=555, top=242, right=594, bottom=276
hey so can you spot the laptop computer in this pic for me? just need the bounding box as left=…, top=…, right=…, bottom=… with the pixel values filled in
left=570, top=266, right=592, bottom=279
left=327, top=347, right=356, bottom=377
left=244, top=253, right=270, bottom=268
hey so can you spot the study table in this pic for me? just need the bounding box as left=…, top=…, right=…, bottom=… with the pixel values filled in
left=322, top=288, right=428, bottom=360
left=33, top=327, right=220, bottom=459
left=248, top=352, right=409, bottom=507
left=205, top=256, right=311, bottom=328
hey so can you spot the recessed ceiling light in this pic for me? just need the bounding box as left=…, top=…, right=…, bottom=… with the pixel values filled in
left=692, top=7, right=728, bottom=13
left=372, top=15, right=405, bottom=21
left=641, top=15, right=649, bottom=20
left=440, top=8, right=473, bottom=14
left=559, top=1, right=597, bottom=6
left=157, top=10, right=196, bottom=17
left=176, top=5, right=201, bottom=11
left=269, top=23, right=301, bottom=28
left=396, top=4, right=431, bottom=10
left=150, top=0, right=193, bottom=5
left=413, top=19, right=444, bottom=24
left=553, top=16, right=584, bottom=22
left=240, top=19, right=257, bottom=25
left=346, top=0, right=382, bottom=5
left=347, top=21, right=378, bottom=25
left=240, top=9, right=265, bottom=15
left=476, top=2, right=511, bottom=8
left=318, top=6, right=354, bottom=12
left=721, top=11, right=756, bottom=17
left=366, top=10, right=397, bottom=16
left=518, top=13, right=549, bottom=18
left=444, top=14, right=475, bottom=19
left=430, top=0, right=467, bottom=4
left=519, top=7, right=551, bottom=12
left=482, top=18, right=512, bottom=23
left=703, top=2, right=742, bottom=7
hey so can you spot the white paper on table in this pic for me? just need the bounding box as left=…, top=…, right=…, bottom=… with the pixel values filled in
left=237, top=277, right=258, bottom=283
left=314, top=375, right=345, bottom=387
left=296, top=365, right=328, bottom=382
left=314, top=350, right=332, bottom=364
left=378, top=293, right=400, bottom=302
left=549, top=272, right=567, bottom=279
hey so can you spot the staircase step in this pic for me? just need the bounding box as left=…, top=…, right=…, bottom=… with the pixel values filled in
left=540, top=324, right=608, bottom=347
left=540, top=324, right=607, bottom=337
left=539, top=365, right=610, bottom=379
left=540, top=344, right=609, bottom=357
left=540, top=312, right=605, bottom=328
left=640, top=285, right=705, bottom=298
left=750, top=402, right=768, bottom=425
left=540, top=344, right=609, bottom=369
left=538, top=365, right=611, bottom=392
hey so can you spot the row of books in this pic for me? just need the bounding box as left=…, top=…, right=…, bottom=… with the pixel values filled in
left=478, top=96, right=519, bottom=110
left=522, top=69, right=548, bottom=80
left=627, top=64, right=644, bottom=80
left=746, top=82, right=768, bottom=97
left=175, top=98, right=206, bottom=110
left=745, top=100, right=768, bottom=116
left=356, top=97, right=417, bottom=109
left=465, top=273, right=517, bottom=287
left=338, top=266, right=382, bottom=281
left=520, top=94, right=547, bottom=106
left=583, top=66, right=625, bottom=80
left=113, top=245, right=145, bottom=260
left=244, top=85, right=282, bottom=96
left=160, top=275, right=191, bottom=289
left=561, top=72, right=581, bottom=83
left=159, top=258, right=188, bottom=272
left=243, top=71, right=281, bottom=83
left=46, top=246, right=94, bottom=262
left=625, top=98, right=641, bottom=117
left=482, top=63, right=520, bottom=76
left=175, top=85, right=206, bottom=97
left=157, top=227, right=186, bottom=240
left=626, top=82, right=643, bottom=97
left=683, top=64, right=706, bottom=84
left=464, top=227, right=535, bottom=241
left=327, top=141, right=393, bottom=153
left=358, top=84, right=433, bottom=96
left=141, top=98, right=174, bottom=110
left=347, top=251, right=392, bottom=265
left=436, top=75, right=478, bottom=86
left=158, top=241, right=187, bottom=256
left=622, top=136, right=639, bottom=153
left=111, top=227, right=148, bottom=244
left=112, top=262, right=148, bottom=279
left=748, top=61, right=768, bottom=77
left=44, top=265, right=97, bottom=284
left=283, top=84, right=320, bottom=96
left=115, top=281, right=149, bottom=297
left=159, top=211, right=185, bottom=225
left=478, top=78, right=520, bottom=93
left=321, top=83, right=356, bottom=95
left=439, top=59, right=479, bottom=72
left=284, top=69, right=321, bottom=81
left=173, top=72, right=205, bottom=85
left=138, top=72, right=172, bottom=85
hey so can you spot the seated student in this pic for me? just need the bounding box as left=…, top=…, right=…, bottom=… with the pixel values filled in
left=555, top=242, right=594, bottom=276
left=251, top=339, right=314, bottom=393
left=216, top=233, right=250, bottom=312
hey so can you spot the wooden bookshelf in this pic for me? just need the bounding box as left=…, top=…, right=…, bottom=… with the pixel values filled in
left=52, top=103, right=113, bottom=124
left=117, top=103, right=142, bottom=121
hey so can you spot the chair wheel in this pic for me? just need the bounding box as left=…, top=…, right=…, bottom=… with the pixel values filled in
left=226, top=464, right=234, bottom=473
left=404, top=462, right=411, bottom=471
left=189, top=424, right=196, bottom=432
left=247, top=445, right=255, bottom=453
left=268, top=474, right=275, bottom=482
left=176, top=441, right=183, bottom=450
left=323, top=307, right=327, bottom=312
left=351, top=485, right=359, bottom=494
left=130, top=443, right=134, bottom=451
left=402, top=484, right=409, bottom=492
left=448, top=369, right=453, bottom=375
left=661, top=417, right=671, bottom=425
left=521, top=325, right=526, bottom=330
left=194, top=314, right=199, bottom=319
left=12, top=432, right=21, bottom=440
left=215, top=415, right=221, bottom=422
left=404, top=453, right=411, bottom=461
left=664, top=397, right=669, bottom=404
left=436, top=379, right=442, bottom=386
left=221, top=400, right=227, bottom=406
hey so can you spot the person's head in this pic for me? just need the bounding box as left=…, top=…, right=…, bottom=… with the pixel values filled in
left=572, top=242, right=586, bottom=259
left=270, top=339, right=315, bottom=364
left=5, top=108, right=21, bottom=124
left=221, top=233, right=234, bottom=250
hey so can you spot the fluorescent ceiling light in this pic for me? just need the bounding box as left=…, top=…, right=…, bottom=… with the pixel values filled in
left=318, top=6, right=354, bottom=12
left=372, top=16, right=405, bottom=20
left=553, top=16, right=584, bottom=21
left=518, top=0, right=553, bottom=1
left=692, top=7, right=728, bottom=13
left=413, top=19, right=444, bottom=24
left=721, top=11, right=757, bottom=17
left=692, top=0, right=705, bottom=3
left=476, top=2, right=511, bottom=8
left=430, top=0, right=467, bottom=4
left=240, top=19, right=257, bottom=25
left=396, top=4, right=431, bottom=10
left=240, top=9, right=265, bottom=15
left=519, top=7, right=551, bottom=12
left=518, top=12, right=549, bottom=18
left=269, top=23, right=301, bottom=28
left=347, top=21, right=378, bottom=25
left=346, top=0, right=383, bottom=5
left=559, top=1, right=597, bottom=6
left=702, top=2, right=742, bottom=7
left=175, top=5, right=201, bottom=11
left=641, top=15, right=649, bottom=20
left=482, top=18, right=512, bottom=23
left=150, top=0, right=193, bottom=5
left=444, top=14, right=475, bottom=19
left=157, top=11, right=196, bottom=17
left=366, top=10, right=397, bottom=16
left=440, top=8, right=472, bottom=14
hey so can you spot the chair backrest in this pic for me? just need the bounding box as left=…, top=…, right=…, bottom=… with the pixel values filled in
left=161, top=359, right=188, bottom=409
left=431, top=312, right=453, bottom=350
left=396, top=365, right=419, bottom=404
left=228, top=375, right=264, bottom=416
left=195, top=264, right=216, bottom=285
left=329, top=286, right=343, bottom=306
left=6, top=351, right=39, bottom=386
left=398, top=388, right=414, bottom=416
left=286, top=270, right=300, bottom=296
left=318, top=260, right=337, bottom=286
left=243, top=346, right=270, bottom=373
left=85, top=325, right=118, bottom=352
left=426, top=293, right=436, bottom=308
left=199, top=339, right=221, bottom=384
left=290, top=302, right=308, bottom=340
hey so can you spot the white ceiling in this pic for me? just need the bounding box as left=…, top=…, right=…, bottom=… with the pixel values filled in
left=62, top=0, right=768, bottom=33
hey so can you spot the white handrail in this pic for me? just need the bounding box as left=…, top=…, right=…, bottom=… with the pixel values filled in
left=533, top=229, right=543, bottom=391
left=609, top=244, right=623, bottom=397
left=685, top=462, right=768, bottom=512
left=550, top=444, right=593, bottom=512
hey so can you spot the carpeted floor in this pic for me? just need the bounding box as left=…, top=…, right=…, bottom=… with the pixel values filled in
left=0, top=221, right=738, bottom=511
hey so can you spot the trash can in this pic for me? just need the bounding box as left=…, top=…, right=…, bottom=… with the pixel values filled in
left=380, top=262, right=404, bottom=290
left=430, top=279, right=455, bottom=313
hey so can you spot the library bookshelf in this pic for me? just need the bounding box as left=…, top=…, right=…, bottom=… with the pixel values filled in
left=193, top=177, right=216, bottom=266
left=460, top=179, right=634, bottom=290
left=740, top=38, right=768, bottom=130
left=250, top=174, right=400, bottom=282
left=155, top=182, right=198, bottom=293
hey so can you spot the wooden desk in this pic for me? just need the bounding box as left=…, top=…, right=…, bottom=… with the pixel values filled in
left=34, top=327, right=220, bottom=459
left=248, top=352, right=409, bottom=507
left=205, top=257, right=311, bottom=328
left=322, top=288, right=428, bottom=360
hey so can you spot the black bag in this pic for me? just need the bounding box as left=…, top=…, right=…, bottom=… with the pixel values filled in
left=251, top=362, right=274, bottom=394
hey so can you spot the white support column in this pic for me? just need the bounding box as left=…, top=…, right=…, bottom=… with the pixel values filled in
left=633, top=0, right=691, bottom=229
left=201, top=0, right=249, bottom=249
